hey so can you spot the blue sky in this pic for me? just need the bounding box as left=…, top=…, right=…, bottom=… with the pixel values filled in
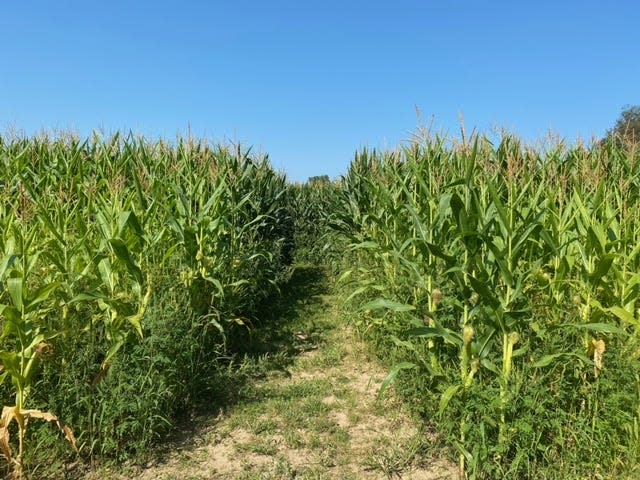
left=1, top=1, right=638, bottom=182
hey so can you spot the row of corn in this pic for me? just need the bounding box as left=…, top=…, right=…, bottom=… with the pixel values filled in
left=0, top=133, right=295, bottom=477
left=332, top=136, right=640, bottom=478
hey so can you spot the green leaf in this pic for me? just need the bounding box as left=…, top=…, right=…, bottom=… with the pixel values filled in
left=204, top=277, right=224, bottom=296
left=487, top=180, right=511, bottom=236
left=37, top=210, right=66, bottom=247
left=487, top=241, right=514, bottom=287
left=588, top=224, right=608, bottom=254
left=511, top=222, right=542, bottom=262
left=119, top=211, right=144, bottom=239
left=0, top=305, right=22, bottom=335
left=0, top=253, right=20, bottom=280
left=25, top=282, right=59, bottom=312
left=126, top=313, right=144, bottom=339
left=426, top=242, right=456, bottom=266
left=103, top=338, right=126, bottom=366
left=361, top=298, right=415, bottom=313
left=378, top=362, right=416, bottom=399
left=481, top=358, right=500, bottom=375
left=7, top=276, right=23, bottom=311
left=450, top=193, right=468, bottom=234
left=589, top=254, right=615, bottom=285
left=109, top=239, right=143, bottom=285
left=563, top=321, right=626, bottom=335
left=468, top=275, right=499, bottom=308
left=70, top=292, right=108, bottom=303
left=345, top=286, right=370, bottom=302
left=439, top=384, right=462, bottom=416
left=351, top=241, right=379, bottom=250
left=406, top=326, right=462, bottom=346
left=0, top=351, right=19, bottom=375
left=533, top=352, right=591, bottom=368
left=607, top=306, right=639, bottom=327
left=336, top=269, right=353, bottom=284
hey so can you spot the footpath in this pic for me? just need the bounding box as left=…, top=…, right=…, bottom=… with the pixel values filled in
left=87, top=266, right=456, bottom=480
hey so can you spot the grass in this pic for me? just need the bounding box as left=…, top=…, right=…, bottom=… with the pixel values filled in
left=79, top=264, right=452, bottom=480
left=363, top=434, right=429, bottom=479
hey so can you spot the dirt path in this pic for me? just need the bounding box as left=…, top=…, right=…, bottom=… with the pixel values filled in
left=87, top=272, right=456, bottom=480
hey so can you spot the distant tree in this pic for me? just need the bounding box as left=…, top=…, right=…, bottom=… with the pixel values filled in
left=604, top=105, right=640, bottom=144
left=308, top=175, right=330, bottom=184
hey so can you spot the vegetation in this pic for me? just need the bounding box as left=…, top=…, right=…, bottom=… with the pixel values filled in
left=307, top=175, right=330, bottom=184
left=330, top=135, right=640, bottom=478
left=2, top=127, right=640, bottom=479
left=288, top=179, right=344, bottom=270
left=604, top=105, right=640, bottom=145
left=0, top=133, right=294, bottom=478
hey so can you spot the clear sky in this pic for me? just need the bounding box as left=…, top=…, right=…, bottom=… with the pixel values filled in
left=1, top=1, right=638, bottom=182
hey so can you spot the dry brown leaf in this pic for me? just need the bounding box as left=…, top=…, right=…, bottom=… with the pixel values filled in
left=22, top=409, right=77, bottom=451
left=0, top=406, right=17, bottom=463
left=0, top=405, right=77, bottom=479
left=588, top=339, right=607, bottom=378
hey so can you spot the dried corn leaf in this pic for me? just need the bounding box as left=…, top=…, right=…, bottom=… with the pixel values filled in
left=22, top=409, right=77, bottom=451
left=0, top=406, right=17, bottom=462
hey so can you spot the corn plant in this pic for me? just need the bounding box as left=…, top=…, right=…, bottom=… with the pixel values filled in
left=0, top=132, right=294, bottom=476
left=333, top=134, right=640, bottom=478
left=0, top=225, right=76, bottom=478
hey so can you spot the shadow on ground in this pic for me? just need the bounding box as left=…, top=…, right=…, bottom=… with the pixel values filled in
left=234, top=263, right=332, bottom=354
left=166, top=264, right=334, bottom=444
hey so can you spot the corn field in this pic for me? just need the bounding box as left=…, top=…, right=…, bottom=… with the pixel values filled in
left=2, top=130, right=640, bottom=478
left=0, top=132, right=294, bottom=477
left=331, top=135, right=640, bottom=478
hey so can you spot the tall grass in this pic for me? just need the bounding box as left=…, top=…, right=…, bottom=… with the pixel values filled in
left=333, top=135, right=640, bottom=478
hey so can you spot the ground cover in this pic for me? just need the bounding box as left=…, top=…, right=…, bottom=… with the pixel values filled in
left=83, top=266, right=456, bottom=480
